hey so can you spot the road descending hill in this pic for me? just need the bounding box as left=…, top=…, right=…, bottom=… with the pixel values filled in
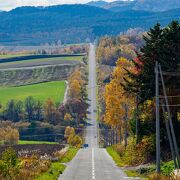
left=58, top=44, right=127, bottom=180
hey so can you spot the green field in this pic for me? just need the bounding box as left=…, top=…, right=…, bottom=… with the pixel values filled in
left=18, top=140, right=58, bottom=145
left=0, top=81, right=66, bottom=106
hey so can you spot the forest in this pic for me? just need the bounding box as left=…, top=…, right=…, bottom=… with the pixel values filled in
left=97, top=21, right=180, bottom=178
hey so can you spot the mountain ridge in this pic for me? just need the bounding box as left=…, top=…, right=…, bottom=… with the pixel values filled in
left=87, top=0, right=180, bottom=12
left=0, top=4, right=179, bottom=45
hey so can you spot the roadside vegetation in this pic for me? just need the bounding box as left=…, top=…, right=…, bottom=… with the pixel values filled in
left=0, top=44, right=88, bottom=179
left=97, top=21, right=180, bottom=179
left=0, top=146, right=79, bottom=180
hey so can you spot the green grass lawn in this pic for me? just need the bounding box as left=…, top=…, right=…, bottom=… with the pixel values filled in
left=18, top=140, right=58, bottom=145
left=0, top=81, right=66, bottom=106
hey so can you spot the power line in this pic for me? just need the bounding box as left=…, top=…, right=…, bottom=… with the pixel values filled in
left=161, top=71, right=180, bottom=76
left=160, top=104, right=180, bottom=107
left=159, top=95, right=180, bottom=98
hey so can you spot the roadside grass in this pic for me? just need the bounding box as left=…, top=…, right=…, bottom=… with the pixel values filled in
left=36, top=147, right=79, bottom=180
left=125, top=170, right=142, bottom=177
left=36, top=162, right=66, bottom=180
left=0, top=81, right=66, bottom=106
left=18, top=140, right=58, bottom=145
left=59, top=146, right=79, bottom=163
left=106, top=146, right=126, bottom=167
left=107, top=147, right=175, bottom=179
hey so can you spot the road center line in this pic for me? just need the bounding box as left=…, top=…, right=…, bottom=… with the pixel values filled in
left=92, top=148, right=95, bottom=179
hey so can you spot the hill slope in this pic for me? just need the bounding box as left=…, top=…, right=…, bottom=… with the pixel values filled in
left=0, top=4, right=179, bottom=45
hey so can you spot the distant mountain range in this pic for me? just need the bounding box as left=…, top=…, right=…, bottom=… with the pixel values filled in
left=87, top=0, right=180, bottom=12
left=87, top=1, right=108, bottom=8
left=0, top=4, right=179, bottom=45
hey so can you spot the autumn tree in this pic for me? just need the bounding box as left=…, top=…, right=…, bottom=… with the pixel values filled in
left=0, top=127, right=20, bottom=145
left=104, top=57, right=135, bottom=146
left=44, top=99, right=60, bottom=125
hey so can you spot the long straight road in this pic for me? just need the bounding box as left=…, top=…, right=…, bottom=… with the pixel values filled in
left=59, top=44, right=127, bottom=180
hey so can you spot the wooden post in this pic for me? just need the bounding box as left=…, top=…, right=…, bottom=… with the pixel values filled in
left=155, top=61, right=160, bottom=173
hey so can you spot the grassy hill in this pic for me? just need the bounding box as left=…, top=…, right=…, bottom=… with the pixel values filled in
left=0, top=4, right=179, bottom=45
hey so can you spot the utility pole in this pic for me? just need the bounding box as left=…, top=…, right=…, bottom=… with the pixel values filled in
left=161, top=103, right=177, bottom=169
left=155, top=61, right=160, bottom=173
left=159, top=64, right=180, bottom=168
left=135, top=95, right=139, bottom=144
left=124, top=104, right=128, bottom=147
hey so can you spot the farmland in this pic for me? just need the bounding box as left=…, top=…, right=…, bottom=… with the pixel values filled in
left=0, top=81, right=66, bottom=106
left=0, top=55, right=83, bottom=69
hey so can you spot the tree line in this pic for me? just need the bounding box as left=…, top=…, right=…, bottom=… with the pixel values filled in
left=97, top=21, right=180, bottom=166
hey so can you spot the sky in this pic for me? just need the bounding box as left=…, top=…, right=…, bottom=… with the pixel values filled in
left=0, top=0, right=122, bottom=11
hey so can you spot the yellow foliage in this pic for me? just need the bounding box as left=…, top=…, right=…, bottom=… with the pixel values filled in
left=104, top=58, right=135, bottom=129
left=64, top=113, right=73, bottom=121
left=69, top=80, right=81, bottom=99
left=68, top=135, right=83, bottom=148
left=0, top=126, right=19, bottom=145
left=64, top=126, right=75, bottom=139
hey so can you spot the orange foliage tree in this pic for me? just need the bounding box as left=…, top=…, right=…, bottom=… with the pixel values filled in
left=104, top=57, right=135, bottom=146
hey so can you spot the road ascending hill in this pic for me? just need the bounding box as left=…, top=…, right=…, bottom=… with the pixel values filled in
left=58, top=44, right=127, bottom=180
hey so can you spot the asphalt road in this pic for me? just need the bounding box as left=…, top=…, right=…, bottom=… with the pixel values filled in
left=59, top=44, right=128, bottom=180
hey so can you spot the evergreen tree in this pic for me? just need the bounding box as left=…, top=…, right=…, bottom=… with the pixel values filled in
left=124, top=21, right=180, bottom=103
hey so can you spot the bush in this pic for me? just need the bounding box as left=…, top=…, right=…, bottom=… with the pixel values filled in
left=135, top=136, right=155, bottom=163
left=114, top=136, right=155, bottom=166
left=68, top=135, right=83, bottom=148
left=161, top=161, right=174, bottom=176
left=114, top=144, right=125, bottom=157
left=0, top=126, right=19, bottom=145
left=0, top=148, right=20, bottom=179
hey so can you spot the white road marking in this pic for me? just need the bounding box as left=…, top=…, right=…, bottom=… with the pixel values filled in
left=92, top=148, right=95, bottom=180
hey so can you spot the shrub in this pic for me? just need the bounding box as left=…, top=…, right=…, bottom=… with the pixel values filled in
left=161, top=161, right=174, bottom=176
left=114, top=144, right=125, bottom=157
left=68, top=135, right=83, bottom=148
left=64, top=126, right=75, bottom=139
left=0, top=148, right=20, bottom=179
left=0, top=126, right=19, bottom=145
left=136, top=136, right=155, bottom=163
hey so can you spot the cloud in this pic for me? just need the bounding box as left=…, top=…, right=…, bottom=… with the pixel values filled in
left=0, top=0, right=115, bottom=11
